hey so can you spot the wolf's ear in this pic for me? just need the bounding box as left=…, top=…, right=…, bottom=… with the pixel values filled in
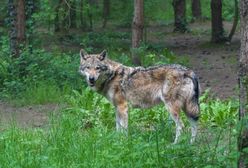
left=98, top=50, right=107, bottom=61
left=80, top=49, right=89, bottom=61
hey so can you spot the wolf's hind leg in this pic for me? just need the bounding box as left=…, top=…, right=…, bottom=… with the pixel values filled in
left=185, top=102, right=200, bottom=143
left=165, top=101, right=184, bottom=144
left=189, top=119, right=197, bottom=143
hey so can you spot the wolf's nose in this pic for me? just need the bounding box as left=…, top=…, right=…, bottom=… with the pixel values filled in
left=89, top=77, right=95, bottom=82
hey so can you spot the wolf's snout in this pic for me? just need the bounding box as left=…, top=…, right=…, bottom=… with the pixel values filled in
left=89, top=76, right=95, bottom=86
left=89, top=76, right=95, bottom=82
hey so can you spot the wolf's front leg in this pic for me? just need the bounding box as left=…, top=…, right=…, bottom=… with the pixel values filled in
left=115, top=100, right=128, bottom=131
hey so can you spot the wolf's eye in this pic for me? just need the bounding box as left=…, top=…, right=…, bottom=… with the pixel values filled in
left=101, top=66, right=107, bottom=71
left=85, top=66, right=90, bottom=69
left=96, top=66, right=100, bottom=70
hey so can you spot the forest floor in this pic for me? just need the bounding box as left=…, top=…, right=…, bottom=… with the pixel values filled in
left=0, top=21, right=240, bottom=127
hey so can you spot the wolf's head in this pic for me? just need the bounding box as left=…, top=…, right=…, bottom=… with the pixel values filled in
left=79, top=49, right=112, bottom=88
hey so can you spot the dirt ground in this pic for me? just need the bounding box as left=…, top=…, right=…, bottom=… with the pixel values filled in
left=0, top=102, right=60, bottom=129
left=0, top=21, right=240, bottom=127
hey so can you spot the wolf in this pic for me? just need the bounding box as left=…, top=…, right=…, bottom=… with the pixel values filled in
left=79, top=49, right=200, bottom=143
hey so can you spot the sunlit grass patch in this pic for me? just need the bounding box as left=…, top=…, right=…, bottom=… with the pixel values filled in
left=11, top=81, right=71, bottom=106
left=0, top=109, right=238, bottom=167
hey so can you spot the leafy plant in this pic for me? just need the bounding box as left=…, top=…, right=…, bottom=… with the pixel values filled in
left=200, top=89, right=239, bottom=127
left=64, top=88, right=115, bottom=129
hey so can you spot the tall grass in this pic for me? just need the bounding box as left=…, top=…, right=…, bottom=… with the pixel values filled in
left=0, top=89, right=239, bottom=167
left=8, top=81, right=69, bottom=106
left=0, top=123, right=239, bottom=167
left=15, top=81, right=73, bottom=106
left=0, top=120, right=238, bottom=167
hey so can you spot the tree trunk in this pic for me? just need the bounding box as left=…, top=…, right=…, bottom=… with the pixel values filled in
left=80, top=0, right=85, bottom=29
left=8, top=0, right=26, bottom=58
left=0, top=4, right=6, bottom=26
left=61, top=1, right=69, bottom=31
left=191, top=0, right=201, bottom=20
left=238, top=1, right=248, bottom=167
left=8, top=0, right=18, bottom=57
left=25, top=0, right=35, bottom=53
left=211, top=0, right=226, bottom=43
left=228, top=0, right=239, bottom=42
left=88, top=0, right=94, bottom=31
left=102, top=0, right=110, bottom=28
left=54, top=0, right=63, bottom=32
left=131, top=0, right=144, bottom=65
left=70, top=0, right=76, bottom=28
left=172, top=0, right=187, bottom=33
left=16, top=0, right=25, bottom=47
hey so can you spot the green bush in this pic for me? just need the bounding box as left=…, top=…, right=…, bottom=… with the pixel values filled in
left=0, top=45, right=84, bottom=101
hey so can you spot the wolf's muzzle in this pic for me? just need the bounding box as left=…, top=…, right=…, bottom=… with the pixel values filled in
left=89, top=77, right=95, bottom=86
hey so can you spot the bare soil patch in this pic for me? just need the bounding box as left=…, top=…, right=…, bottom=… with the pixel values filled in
left=0, top=102, right=60, bottom=129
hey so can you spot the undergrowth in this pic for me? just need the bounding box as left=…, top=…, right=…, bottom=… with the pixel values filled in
left=0, top=124, right=238, bottom=167
left=0, top=88, right=239, bottom=167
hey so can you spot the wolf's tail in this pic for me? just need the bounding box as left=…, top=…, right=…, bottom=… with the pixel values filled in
left=189, top=72, right=200, bottom=104
left=185, top=71, right=200, bottom=121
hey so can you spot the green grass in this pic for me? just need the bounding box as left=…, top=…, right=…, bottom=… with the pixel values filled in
left=15, top=82, right=71, bottom=106
left=0, top=117, right=238, bottom=167
left=0, top=89, right=240, bottom=167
